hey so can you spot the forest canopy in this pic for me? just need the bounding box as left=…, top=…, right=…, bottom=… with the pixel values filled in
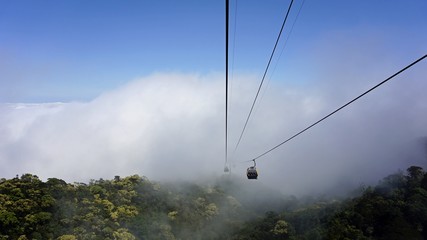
left=0, top=165, right=426, bottom=239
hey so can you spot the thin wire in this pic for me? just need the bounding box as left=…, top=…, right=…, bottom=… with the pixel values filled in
left=228, top=0, right=238, bottom=165
left=233, top=0, right=295, bottom=153
left=267, top=0, right=306, bottom=85
left=245, top=54, right=427, bottom=162
left=230, top=0, right=238, bottom=90
left=225, top=0, right=229, bottom=167
left=255, top=0, right=305, bottom=120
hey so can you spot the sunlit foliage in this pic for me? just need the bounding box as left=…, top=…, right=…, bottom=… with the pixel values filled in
left=0, top=166, right=426, bottom=239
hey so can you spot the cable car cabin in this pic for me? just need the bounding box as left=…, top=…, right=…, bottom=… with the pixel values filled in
left=246, top=166, right=258, bottom=179
left=246, top=159, right=258, bottom=179
left=224, top=166, right=229, bottom=173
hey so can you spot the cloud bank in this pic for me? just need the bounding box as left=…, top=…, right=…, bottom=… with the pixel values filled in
left=1, top=55, right=426, bottom=196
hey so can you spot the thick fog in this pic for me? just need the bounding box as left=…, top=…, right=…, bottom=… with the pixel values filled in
left=1, top=47, right=426, bottom=196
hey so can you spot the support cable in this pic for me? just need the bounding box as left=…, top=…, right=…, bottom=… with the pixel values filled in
left=225, top=0, right=230, bottom=168
left=233, top=0, right=295, bottom=153
left=244, top=54, right=427, bottom=162
left=256, top=0, right=305, bottom=121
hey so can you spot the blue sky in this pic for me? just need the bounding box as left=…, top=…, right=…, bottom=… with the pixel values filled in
left=1, top=0, right=425, bottom=102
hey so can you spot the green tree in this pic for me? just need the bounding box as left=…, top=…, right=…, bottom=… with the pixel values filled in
left=57, top=235, right=77, bottom=240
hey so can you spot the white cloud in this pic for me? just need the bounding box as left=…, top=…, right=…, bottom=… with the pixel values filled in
left=1, top=58, right=426, bottom=195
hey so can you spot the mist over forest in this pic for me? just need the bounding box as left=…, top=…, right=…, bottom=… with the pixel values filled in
left=1, top=164, right=427, bottom=239
left=1, top=75, right=427, bottom=238
left=1, top=52, right=426, bottom=240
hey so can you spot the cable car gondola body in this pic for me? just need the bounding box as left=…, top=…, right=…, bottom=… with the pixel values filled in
left=246, top=160, right=258, bottom=179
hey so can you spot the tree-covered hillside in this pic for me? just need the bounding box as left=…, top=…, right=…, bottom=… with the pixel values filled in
left=1, top=166, right=426, bottom=239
